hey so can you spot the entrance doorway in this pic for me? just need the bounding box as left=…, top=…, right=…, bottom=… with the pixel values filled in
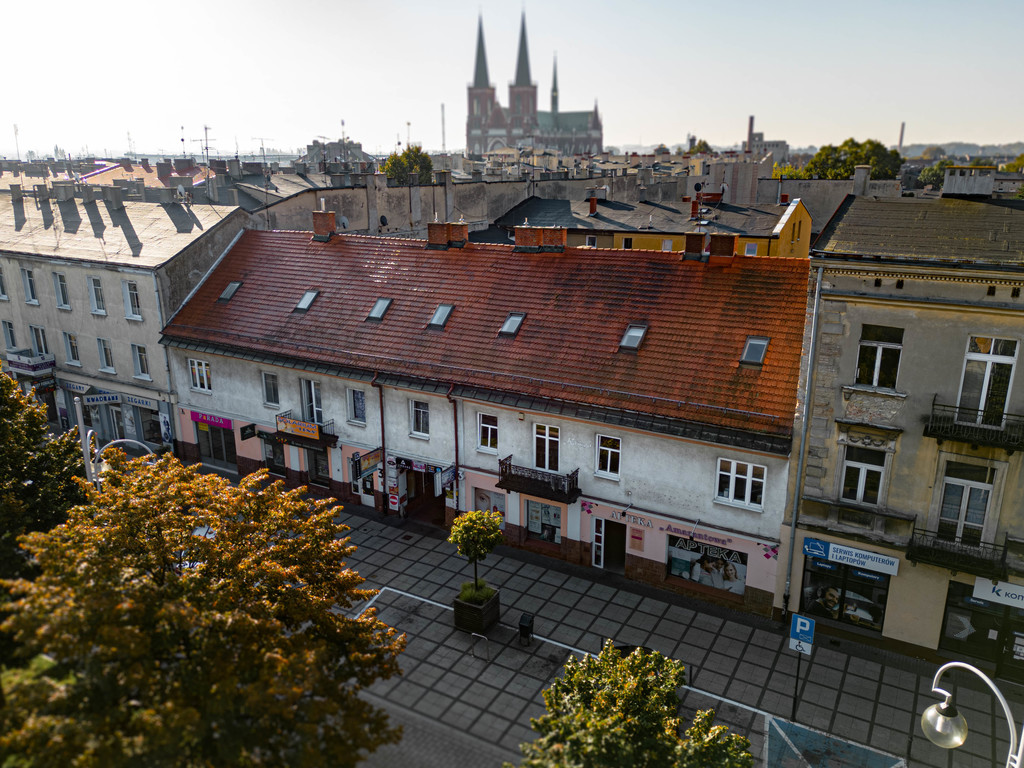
left=197, top=422, right=237, bottom=468
left=593, top=518, right=626, bottom=573
left=405, top=468, right=444, bottom=525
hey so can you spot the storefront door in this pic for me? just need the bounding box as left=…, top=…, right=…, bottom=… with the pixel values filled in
left=197, top=423, right=236, bottom=467
left=603, top=521, right=627, bottom=574
left=1000, top=629, right=1024, bottom=684
left=109, top=405, right=125, bottom=441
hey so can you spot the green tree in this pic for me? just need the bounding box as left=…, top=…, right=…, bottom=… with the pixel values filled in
left=0, top=372, right=87, bottom=583
left=382, top=144, right=433, bottom=185
left=803, top=138, right=903, bottom=181
left=1, top=455, right=405, bottom=767
left=772, top=162, right=808, bottom=179
left=921, top=145, right=946, bottom=161
left=1005, top=153, right=1024, bottom=173
left=688, top=139, right=714, bottom=155
left=448, top=508, right=503, bottom=600
left=918, top=158, right=952, bottom=189
left=509, top=641, right=752, bottom=768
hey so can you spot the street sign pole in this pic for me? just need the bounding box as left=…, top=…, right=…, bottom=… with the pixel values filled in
left=789, top=614, right=815, bottom=722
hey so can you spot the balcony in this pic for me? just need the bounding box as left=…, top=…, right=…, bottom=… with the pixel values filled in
left=496, top=455, right=582, bottom=504
left=274, top=410, right=339, bottom=448
left=5, top=348, right=56, bottom=377
left=906, top=527, right=1008, bottom=580
left=923, top=397, right=1024, bottom=452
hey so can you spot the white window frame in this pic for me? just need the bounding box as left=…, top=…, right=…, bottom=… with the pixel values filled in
left=262, top=372, right=280, bottom=407
left=715, top=458, right=765, bottom=510
left=2, top=320, right=16, bottom=350
left=0, top=266, right=8, bottom=300
left=189, top=358, right=212, bottom=392
left=301, top=379, right=323, bottom=425
left=53, top=272, right=70, bottom=309
left=132, top=344, right=150, bottom=379
left=622, top=237, right=633, bottom=249
left=661, top=239, right=673, bottom=252
left=839, top=444, right=887, bottom=507
left=63, top=331, right=81, bottom=365
left=29, top=325, right=49, bottom=356
left=21, top=268, right=38, bottom=304
left=88, top=276, right=106, bottom=315
left=595, top=434, right=621, bottom=479
left=744, top=242, right=758, bottom=256
left=956, top=336, right=1017, bottom=427
left=929, top=453, right=1006, bottom=546
left=585, top=235, right=597, bottom=247
left=348, top=388, right=366, bottom=425
left=535, top=423, right=559, bottom=471
left=97, top=338, right=115, bottom=372
left=410, top=400, right=430, bottom=438
left=478, top=413, right=498, bottom=453
left=122, top=280, right=142, bottom=320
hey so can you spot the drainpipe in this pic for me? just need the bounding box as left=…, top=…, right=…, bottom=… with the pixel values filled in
left=446, top=383, right=460, bottom=516
left=783, top=264, right=823, bottom=618
left=371, top=371, right=385, bottom=514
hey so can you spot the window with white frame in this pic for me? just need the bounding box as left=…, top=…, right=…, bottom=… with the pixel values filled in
left=123, top=280, right=142, bottom=320
left=937, top=462, right=995, bottom=546
left=189, top=358, right=211, bottom=392
left=741, top=336, right=769, bottom=365
left=348, top=388, right=366, bottom=424
left=622, top=237, right=633, bottom=249
left=132, top=344, right=150, bottom=379
left=744, top=242, right=758, bottom=256
left=88, top=276, right=106, bottom=314
left=21, top=268, right=37, bottom=304
left=411, top=400, right=429, bottom=437
left=585, top=235, right=597, bottom=247
left=661, top=239, right=673, bottom=252
left=97, top=338, right=115, bottom=372
left=840, top=445, right=886, bottom=506
left=29, top=325, right=49, bottom=356
left=301, top=379, right=323, bottom=424
left=0, top=266, right=8, bottom=299
left=53, top=272, right=70, bottom=309
left=716, top=458, right=765, bottom=509
left=262, top=372, right=279, bottom=406
left=535, top=424, right=559, bottom=471
left=596, top=435, right=621, bottom=478
left=856, top=325, right=903, bottom=389
left=63, top=332, right=80, bottom=365
left=478, top=413, right=498, bottom=452
left=957, top=336, right=1017, bottom=427
left=2, top=320, right=16, bottom=350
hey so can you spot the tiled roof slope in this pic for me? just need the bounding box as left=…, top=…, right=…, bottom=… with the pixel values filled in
left=496, top=197, right=786, bottom=236
left=815, top=195, right=1024, bottom=264
left=163, top=232, right=810, bottom=437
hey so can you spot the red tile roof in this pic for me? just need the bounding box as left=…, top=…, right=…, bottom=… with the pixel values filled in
left=164, top=231, right=810, bottom=437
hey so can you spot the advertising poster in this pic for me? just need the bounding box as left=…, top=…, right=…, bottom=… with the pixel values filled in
left=667, top=535, right=747, bottom=595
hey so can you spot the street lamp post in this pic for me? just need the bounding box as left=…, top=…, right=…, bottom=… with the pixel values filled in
left=920, top=660, right=1024, bottom=768
left=74, top=396, right=154, bottom=489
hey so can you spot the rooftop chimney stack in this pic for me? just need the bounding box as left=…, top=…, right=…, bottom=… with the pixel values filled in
left=852, top=165, right=871, bottom=197
left=311, top=210, right=335, bottom=241
left=589, top=196, right=597, bottom=216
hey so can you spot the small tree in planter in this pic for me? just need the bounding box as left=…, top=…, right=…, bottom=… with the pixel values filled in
left=448, top=509, right=504, bottom=632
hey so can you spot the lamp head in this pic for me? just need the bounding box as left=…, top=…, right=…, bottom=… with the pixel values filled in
left=921, top=698, right=968, bottom=749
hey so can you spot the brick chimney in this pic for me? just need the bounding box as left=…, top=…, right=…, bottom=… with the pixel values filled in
left=311, top=210, right=335, bottom=242
left=708, top=234, right=737, bottom=266
left=690, top=200, right=699, bottom=220
left=683, top=232, right=706, bottom=256
left=448, top=221, right=469, bottom=247
left=513, top=226, right=544, bottom=251
left=589, top=196, right=597, bottom=216
left=427, top=221, right=449, bottom=248
left=540, top=227, right=567, bottom=251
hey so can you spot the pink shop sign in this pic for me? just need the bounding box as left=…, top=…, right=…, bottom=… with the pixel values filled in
left=190, top=411, right=232, bottom=430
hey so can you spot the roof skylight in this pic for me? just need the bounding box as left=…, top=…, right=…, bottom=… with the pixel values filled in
left=619, top=324, right=648, bottom=350
left=367, top=297, right=392, bottom=321
left=428, top=304, right=454, bottom=328
left=499, top=312, right=526, bottom=337
left=295, top=290, right=319, bottom=312
left=218, top=281, right=242, bottom=302
left=741, top=336, right=769, bottom=365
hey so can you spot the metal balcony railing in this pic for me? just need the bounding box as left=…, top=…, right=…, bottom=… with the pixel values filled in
left=923, top=396, right=1024, bottom=452
left=906, top=527, right=1008, bottom=580
left=496, top=455, right=582, bottom=504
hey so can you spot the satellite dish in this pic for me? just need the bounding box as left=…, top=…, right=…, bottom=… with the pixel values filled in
left=379, top=215, right=388, bottom=227
left=177, top=184, right=186, bottom=197
left=693, top=182, right=703, bottom=192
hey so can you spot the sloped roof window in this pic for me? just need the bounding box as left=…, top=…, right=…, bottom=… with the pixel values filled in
left=218, top=281, right=242, bottom=302
left=741, top=336, right=769, bottom=365
left=499, top=312, right=526, bottom=337
left=429, top=304, right=454, bottom=328
left=367, top=297, right=392, bottom=321
left=619, top=324, right=648, bottom=351
left=295, top=290, right=319, bottom=313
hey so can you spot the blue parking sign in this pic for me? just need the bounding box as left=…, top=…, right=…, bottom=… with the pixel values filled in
left=790, top=614, right=814, bottom=655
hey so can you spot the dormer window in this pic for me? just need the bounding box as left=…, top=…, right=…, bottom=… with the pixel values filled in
left=367, top=297, right=392, bottom=321
left=218, top=281, right=242, bottom=302
left=428, top=304, right=454, bottom=328
left=741, top=336, right=769, bottom=365
left=619, top=324, right=648, bottom=351
left=499, top=312, right=526, bottom=337
left=295, top=290, right=319, bottom=313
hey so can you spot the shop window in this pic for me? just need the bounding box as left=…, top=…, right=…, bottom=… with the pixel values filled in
left=526, top=499, right=561, bottom=543
left=478, top=413, right=498, bottom=452
left=189, top=359, right=211, bottom=392
left=716, top=458, right=764, bottom=510
left=595, top=435, right=620, bottom=479
left=263, top=439, right=286, bottom=475
left=197, top=421, right=236, bottom=466
left=348, top=389, right=366, bottom=424
left=534, top=424, right=559, bottom=471
left=141, top=408, right=162, bottom=443
left=957, top=336, right=1017, bottom=427
left=666, top=535, right=748, bottom=595
left=307, top=447, right=329, bottom=486
left=939, top=581, right=1013, bottom=664
left=856, top=325, right=903, bottom=389
left=801, top=558, right=889, bottom=633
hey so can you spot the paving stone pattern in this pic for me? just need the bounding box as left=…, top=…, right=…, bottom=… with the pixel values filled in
left=342, top=509, right=1024, bottom=768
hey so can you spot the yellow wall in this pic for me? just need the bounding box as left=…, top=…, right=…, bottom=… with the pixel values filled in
left=769, top=201, right=812, bottom=258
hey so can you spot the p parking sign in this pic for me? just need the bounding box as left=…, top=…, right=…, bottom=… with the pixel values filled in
left=789, top=614, right=814, bottom=656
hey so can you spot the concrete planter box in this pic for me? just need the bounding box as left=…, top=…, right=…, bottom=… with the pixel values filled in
left=452, top=591, right=500, bottom=633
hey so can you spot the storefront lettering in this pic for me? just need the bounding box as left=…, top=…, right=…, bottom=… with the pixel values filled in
left=276, top=415, right=318, bottom=440
left=976, top=578, right=1024, bottom=608
left=659, top=522, right=733, bottom=548
left=123, top=394, right=157, bottom=410
left=192, top=411, right=232, bottom=430
left=611, top=510, right=652, bottom=528
left=671, top=537, right=742, bottom=563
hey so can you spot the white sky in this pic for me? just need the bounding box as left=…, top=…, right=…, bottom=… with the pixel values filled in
left=4, top=0, right=1022, bottom=160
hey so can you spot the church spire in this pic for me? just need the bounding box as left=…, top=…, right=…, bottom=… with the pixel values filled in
left=551, top=54, right=559, bottom=114
left=472, top=14, right=490, bottom=89
left=514, top=11, right=531, bottom=87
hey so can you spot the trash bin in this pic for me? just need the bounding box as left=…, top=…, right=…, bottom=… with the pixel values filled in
left=519, top=612, right=534, bottom=646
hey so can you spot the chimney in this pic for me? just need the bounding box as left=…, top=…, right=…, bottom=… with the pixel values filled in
left=747, top=116, right=754, bottom=150
left=427, top=221, right=449, bottom=249
left=311, top=210, right=335, bottom=242
left=708, top=234, right=737, bottom=265
left=780, top=193, right=790, bottom=204
left=690, top=200, right=699, bottom=220
left=53, top=182, right=75, bottom=202
left=34, top=184, right=50, bottom=200
left=540, top=227, right=567, bottom=252
left=513, top=226, right=544, bottom=251
left=852, top=165, right=871, bottom=197
left=683, top=232, right=706, bottom=257
left=589, top=196, right=597, bottom=216
left=9, top=183, right=22, bottom=201
left=104, top=186, right=124, bottom=209
left=79, top=185, right=96, bottom=203
left=448, top=221, right=469, bottom=247
left=156, top=161, right=172, bottom=178
left=158, top=187, right=174, bottom=204
left=173, top=158, right=192, bottom=173
left=227, top=158, right=242, bottom=179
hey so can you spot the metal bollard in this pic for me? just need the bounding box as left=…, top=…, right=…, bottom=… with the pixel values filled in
left=519, top=612, right=534, bottom=646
